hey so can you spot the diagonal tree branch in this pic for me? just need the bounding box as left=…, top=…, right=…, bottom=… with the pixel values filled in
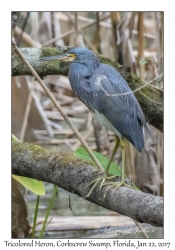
left=12, top=46, right=163, bottom=132
left=12, top=141, right=163, bottom=227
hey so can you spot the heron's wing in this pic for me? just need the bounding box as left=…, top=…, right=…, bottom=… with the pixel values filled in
left=89, top=65, right=147, bottom=152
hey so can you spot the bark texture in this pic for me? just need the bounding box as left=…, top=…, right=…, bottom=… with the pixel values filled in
left=12, top=141, right=163, bottom=227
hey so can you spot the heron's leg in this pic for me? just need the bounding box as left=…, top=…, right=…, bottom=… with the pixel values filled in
left=120, top=137, right=125, bottom=183
left=99, top=135, right=120, bottom=188
left=102, top=138, right=133, bottom=199
left=105, top=135, right=120, bottom=176
left=85, top=135, right=120, bottom=197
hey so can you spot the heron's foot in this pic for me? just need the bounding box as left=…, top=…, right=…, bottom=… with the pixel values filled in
left=102, top=179, right=134, bottom=199
left=85, top=173, right=118, bottom=198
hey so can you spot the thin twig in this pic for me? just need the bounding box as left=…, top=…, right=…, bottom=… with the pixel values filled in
left=19, top=81, right=34, bottom=142
left=12, top=40, right=104, bottom=172
left=137, top=12, right=144, bottom=79
left=17, top=12, right=30, bottom=46
left=32, top=195, right=40, bottom=238
left=74, top=12, right=78, bottom=47
left=60, top=12, right=157, bottom=39
left=129, top=12, right=137, bottom=39
left=95, top=12, right=101, bottom=54
left=15, top=26, right=41, bottom=48
left=133, top=219, right=149, bottom=238
left=42, top=14, right=109, bottom=47
left=101, top=74, right=163, bottom=97
left=39, top=186, right=58, bottom=238
left=110, top=12, right=118, bottom=61
left=72, top=127, right=93, bottom=151
left=82, top=31, right=99, bottom=53
left=64, top=12, right=75, bottom=25
left=51, top=12, right=56, bottom=47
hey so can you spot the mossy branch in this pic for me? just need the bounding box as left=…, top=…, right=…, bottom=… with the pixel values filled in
left=12, top=46, right=163, bottom=132
left=12, top=141, right=163, bottom=227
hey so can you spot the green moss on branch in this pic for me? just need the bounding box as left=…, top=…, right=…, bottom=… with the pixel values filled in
left=12, top=46, right=163, bottom=132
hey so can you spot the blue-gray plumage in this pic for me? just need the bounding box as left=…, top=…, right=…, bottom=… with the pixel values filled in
left=67, top=48, right=147, bottom=152
left=39, top=47, right=149, bottom=197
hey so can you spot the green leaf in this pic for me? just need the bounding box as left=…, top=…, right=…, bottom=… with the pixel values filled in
left=12, top=134, right=21, bottom=142
left=74, top=147, right=140, bottom=190
left=74, top=147, right=121, bottom=176
left=12, top=134, right=45, bottom=195
left=39, top=185, right=58, bottom=238
left=12, top=175, right=45, bottom=195
left=139, top=58, right=149, bottom=65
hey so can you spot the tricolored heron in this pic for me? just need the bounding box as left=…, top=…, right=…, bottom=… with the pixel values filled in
left=39, top=48, right=149, bottom=198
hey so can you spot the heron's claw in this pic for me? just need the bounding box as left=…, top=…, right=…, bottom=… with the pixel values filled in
left=102, top=180, right=134, bottom=199
left=85, top=174, right=119, bottom=198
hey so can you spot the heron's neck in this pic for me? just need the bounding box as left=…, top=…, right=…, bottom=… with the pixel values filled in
left=86, top=55, right=100, bottom=73
left=77, top=55, right=100, bottom=75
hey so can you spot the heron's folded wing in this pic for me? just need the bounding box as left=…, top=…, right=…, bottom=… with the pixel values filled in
left=90, top=71, right=146, bottom=152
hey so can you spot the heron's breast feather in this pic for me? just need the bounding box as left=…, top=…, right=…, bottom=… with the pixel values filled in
left=92, top=109, right=122, bottom=138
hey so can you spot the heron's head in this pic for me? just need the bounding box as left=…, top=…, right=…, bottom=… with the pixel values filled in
left=39, top=48, right=100, bottom=70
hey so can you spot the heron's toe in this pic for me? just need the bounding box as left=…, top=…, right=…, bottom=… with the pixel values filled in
left=102, top=180, right=133, bottom=199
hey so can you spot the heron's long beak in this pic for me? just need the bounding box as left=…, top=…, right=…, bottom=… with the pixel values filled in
left=38, top=53, right=76, bottom=62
